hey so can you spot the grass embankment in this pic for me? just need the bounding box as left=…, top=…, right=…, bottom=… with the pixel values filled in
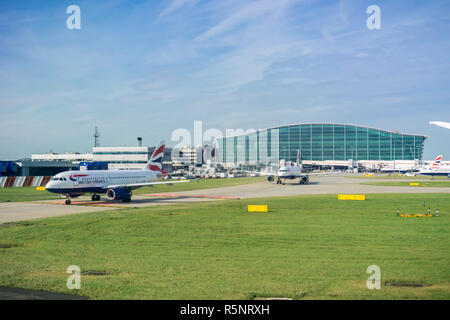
left=0, top=193, right=449, bottom=300
left=0, top=177, right=265, bottom=203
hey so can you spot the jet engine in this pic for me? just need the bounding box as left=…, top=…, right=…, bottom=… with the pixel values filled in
left=267, top=175, right=274, bottom=182
left=107, top=188, right=131, bottom=202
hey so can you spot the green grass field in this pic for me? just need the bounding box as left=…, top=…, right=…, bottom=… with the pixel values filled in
left=345, top=175, right=449, bottom=180
left=362, top=181, right=450, bottom=188
left=134, top=177, right=265, bottom=194
left=0, top=186, right=61, bottom=203
left=0, top=193, right=449, bottom=300
left=0, top=177, right=265, bottom=203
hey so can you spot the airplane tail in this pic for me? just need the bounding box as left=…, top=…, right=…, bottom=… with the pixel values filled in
left=145, top=141, right=167, bottom=174
left=431, top=155, right=442, bottom=169
left=296, top=149, right=303, bottom=169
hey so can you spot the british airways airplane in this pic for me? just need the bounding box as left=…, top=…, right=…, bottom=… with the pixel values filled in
left=251, top=151, right=311, bottom=185
left=419, top=155, right=450, bottom=178
left=45, top=142, right=189, bottom=205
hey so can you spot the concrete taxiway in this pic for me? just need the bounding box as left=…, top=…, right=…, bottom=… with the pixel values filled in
left=0, top=175, right=449, bottom=224
left=0, top=286, right=87, bottom=300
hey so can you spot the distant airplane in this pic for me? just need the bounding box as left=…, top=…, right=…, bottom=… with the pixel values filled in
left=429, top=121, right=450, bottom=130
left=419, top=155, right=450, bottom=177
left=45, top=142, right=189, bottom=204
left=379, top=161, right=419, bottom=173
left=254, top=150, right=311, bottom=185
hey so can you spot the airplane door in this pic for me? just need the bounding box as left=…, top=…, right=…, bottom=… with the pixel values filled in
left=73, top=178, right=79, bottom=186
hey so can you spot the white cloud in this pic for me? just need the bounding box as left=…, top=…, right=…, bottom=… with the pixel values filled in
left=159, top=0, right=201, bottom=17
left=196, top=0, right=298, bottom=41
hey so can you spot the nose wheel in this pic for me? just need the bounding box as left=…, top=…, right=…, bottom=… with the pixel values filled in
left=91, top=194, right=101, bottom=201
left=65, top=198, right=71, bottom=205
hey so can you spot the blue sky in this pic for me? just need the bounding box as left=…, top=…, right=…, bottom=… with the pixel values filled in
left=0, top=0, right=449, bottom=160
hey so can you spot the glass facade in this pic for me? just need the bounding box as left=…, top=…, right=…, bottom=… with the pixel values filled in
left=216, top=124, right=426, bottom=165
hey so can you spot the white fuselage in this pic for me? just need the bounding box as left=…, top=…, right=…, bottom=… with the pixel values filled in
left=419, top=166, right=450, bottom=177
left=278, top=165, right=304, bottom=178
left=380, top=164, right=419, bottom=173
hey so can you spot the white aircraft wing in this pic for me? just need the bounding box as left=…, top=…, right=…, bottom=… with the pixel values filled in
left=246, top=170, right=336, bottom=177
left=257, top=171, right=281, bottom=176
left=107, top=180, right=190, bottom=189
left=430, top=121, right=450, bottom=129
left=308, top=171, right=342, bottom=175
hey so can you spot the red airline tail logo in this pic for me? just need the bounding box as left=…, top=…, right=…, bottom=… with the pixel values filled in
left=146, top=142, right=167, bottom=175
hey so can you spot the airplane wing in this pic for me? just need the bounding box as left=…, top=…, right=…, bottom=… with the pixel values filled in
left=430, top=121, right=450, bottom=129
left=106, top=180, right=191, bottom=189
left=308, top=171, right=342, bottom=175
left=257, top=171, right=281, bottom=177
left=247, top=170, right=337, bottom=177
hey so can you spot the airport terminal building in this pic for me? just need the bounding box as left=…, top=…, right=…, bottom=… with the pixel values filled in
left=214, top=123, right=427, bottom=168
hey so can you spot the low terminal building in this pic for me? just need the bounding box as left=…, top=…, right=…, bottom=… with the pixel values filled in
left=28, top=138, right=173, bottom=172
left=31, top=152, right=93, bottom=163
left=92, top=146, right=173, bottom=171
left=92, top=146, right=152, bottom=170
left=16, top=160, right=78, bottom=176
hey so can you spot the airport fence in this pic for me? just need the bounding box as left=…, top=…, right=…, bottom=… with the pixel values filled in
left=0, top=176, right=52, bottom=188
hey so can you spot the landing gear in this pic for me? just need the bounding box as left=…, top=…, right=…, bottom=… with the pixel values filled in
left=65, top=199, right=71, bottom=205
left=122, top=190, right=132, bottom=203
left=91, top=194, right=101, bottom=201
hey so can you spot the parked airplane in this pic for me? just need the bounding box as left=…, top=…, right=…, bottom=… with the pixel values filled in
left=419, top=155, right=450, bottom=177
left=379, top=162, right=419, bottom=174
left=45, top=142, right=189, bottom=204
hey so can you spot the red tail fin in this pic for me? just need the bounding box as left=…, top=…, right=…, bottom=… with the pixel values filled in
left=145, top=141, right=167, bottom=174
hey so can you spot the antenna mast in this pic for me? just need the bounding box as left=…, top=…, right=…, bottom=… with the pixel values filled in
left=94, top=126, right=100, bottom=147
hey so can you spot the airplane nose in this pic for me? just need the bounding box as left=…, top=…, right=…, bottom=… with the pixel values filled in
left=45, top=181, right=57, bottom=189
left=45, top=181, right=60, bottom=193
